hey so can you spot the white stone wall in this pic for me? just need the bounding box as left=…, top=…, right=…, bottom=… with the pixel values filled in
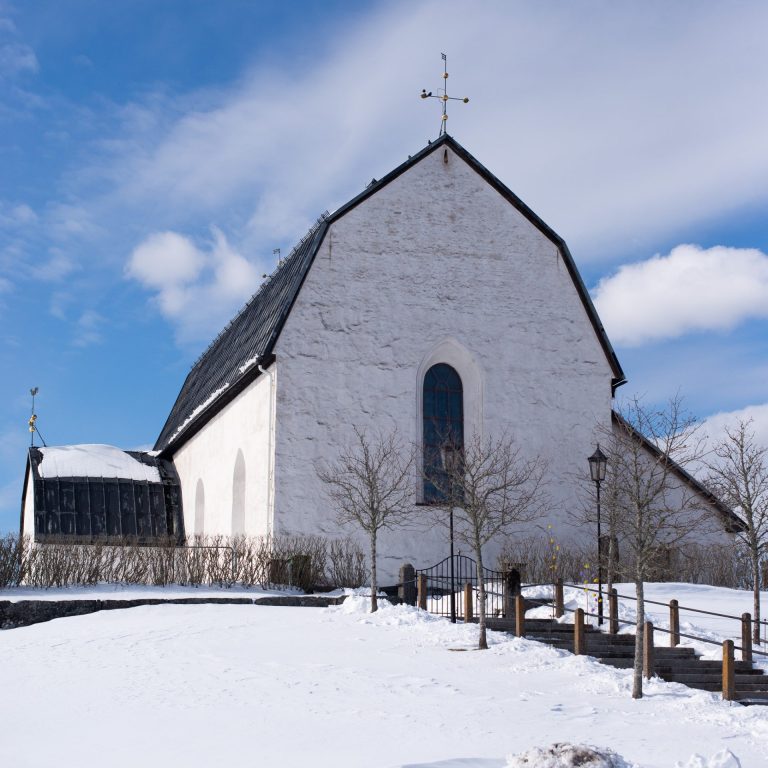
left=661, top=478, right=736, bottom=547
left=273, top=146, right=617, bottom=581
left=172, top=363, right=275, bottom=538
left=22, top=470, right=34, bottom=537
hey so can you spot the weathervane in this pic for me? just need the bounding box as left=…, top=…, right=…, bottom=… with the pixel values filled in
left=28, top=387, right=46, bottom=447
left=420, top=53, right=469, bottom=137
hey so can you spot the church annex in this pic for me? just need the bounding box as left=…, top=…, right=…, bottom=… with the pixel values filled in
left=20, top=135, right=738, bottom=580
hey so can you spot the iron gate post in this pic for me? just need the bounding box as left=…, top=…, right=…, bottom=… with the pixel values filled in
left=449, top=505, right=456, bottom=623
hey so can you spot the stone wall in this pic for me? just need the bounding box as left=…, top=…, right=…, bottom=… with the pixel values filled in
left=0, top=593, right=345, bottom=630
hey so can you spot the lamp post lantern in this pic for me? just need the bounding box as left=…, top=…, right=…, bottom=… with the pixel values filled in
left=441, top=440, right=461, bottom=624
left=588, top=444, right=608, bottom=626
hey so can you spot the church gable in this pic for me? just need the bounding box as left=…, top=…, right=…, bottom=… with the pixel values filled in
left=271, top=142, right=623, bottom=555
left=155, top=134, right=624, bottom=455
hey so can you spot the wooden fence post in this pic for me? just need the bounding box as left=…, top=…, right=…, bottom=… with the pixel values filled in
left=742, top=613, right=753, bottom=663
left=723, top=639, right=735, bottom=701
left=464, top=583, right=473, bottom=622
left=670, top=599, right=680, bottom=647
left=609, top=588, right=619, bottom=635
left=574, top=608, right=585, bottom=655
left=515, top=594, right=525, bottom=637
left=417, top=574, right=427, bottom=611
left=555, top=578, right=564, bottom=618
left=643, top=621, right=654, bottom=680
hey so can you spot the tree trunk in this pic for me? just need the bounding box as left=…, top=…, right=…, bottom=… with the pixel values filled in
left=370, top=531, right=378, bottom=613
left=633, top=574, right=645, bottom=699
left=475, top=538, right=488, bottom=650
left=752, top=550, right=761, bottom=645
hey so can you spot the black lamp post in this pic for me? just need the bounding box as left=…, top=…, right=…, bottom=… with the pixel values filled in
left=588, top=444, right=608, bottom=626
left=441, top=440, right=461, bottom=624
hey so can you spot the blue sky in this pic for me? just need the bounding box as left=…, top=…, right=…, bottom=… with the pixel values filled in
left=2, top=1, right=768, bottom=532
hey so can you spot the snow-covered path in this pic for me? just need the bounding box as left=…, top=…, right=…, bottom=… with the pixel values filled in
left=1, top=596, right=766, bottom=767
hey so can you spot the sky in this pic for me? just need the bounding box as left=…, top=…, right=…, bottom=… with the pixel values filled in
left=1, top=0, right=767, bottom=532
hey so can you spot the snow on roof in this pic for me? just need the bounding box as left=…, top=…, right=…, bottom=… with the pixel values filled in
left=37, top=444, right=161, bottom=482
left=167, top=382, right=230, bottom=445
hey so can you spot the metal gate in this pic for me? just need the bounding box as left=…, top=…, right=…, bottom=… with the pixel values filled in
left=416, top=555, right=506, bottom=620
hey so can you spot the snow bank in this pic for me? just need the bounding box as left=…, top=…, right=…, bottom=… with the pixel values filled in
left=37, top=444, right=160, bottom=482
left=506, top=743, right=635, bottom=768
left=675, top=750, right=741, bottom=768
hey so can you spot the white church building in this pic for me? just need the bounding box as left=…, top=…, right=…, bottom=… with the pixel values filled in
left=21, top=135, right=740, bottom=580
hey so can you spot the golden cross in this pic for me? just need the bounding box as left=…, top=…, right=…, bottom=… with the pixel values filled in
left=420, top=53, right=469, bottom=137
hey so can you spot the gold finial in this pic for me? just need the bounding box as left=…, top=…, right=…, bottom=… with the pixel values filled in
left=420, top=53, right=469, bottom=137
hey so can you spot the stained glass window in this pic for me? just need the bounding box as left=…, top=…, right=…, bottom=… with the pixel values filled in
left=423, top=363, right=464, bottom=502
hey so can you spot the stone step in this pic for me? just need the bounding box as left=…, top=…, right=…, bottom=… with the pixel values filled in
left=659, top=673, right=768, bottom=690
left=735, top=691, right=768, bottom=704
left=492, top=617, right=768, bottom=704
left=656, top=662, right=763, bottom=674
left=597, top=658, right=634, bottom=669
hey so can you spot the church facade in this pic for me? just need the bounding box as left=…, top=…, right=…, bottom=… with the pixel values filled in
left=21, top=135, right=739, bottom=581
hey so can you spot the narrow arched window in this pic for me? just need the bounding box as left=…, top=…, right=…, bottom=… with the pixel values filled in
left=232, top=450, right=246, bottom=536
left=423, top=363, right=464, bottom=502
left=194, top=479, right=205, bottom=536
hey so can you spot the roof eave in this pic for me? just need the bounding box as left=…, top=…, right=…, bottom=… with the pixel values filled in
left=158, top=353, right=276, bottom=458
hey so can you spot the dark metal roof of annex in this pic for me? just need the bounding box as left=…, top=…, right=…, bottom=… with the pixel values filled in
left=155, top=134, right=627, bottom=455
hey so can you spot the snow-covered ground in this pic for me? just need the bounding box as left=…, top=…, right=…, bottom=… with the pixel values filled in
left=1, top=586, right=767, bottom=767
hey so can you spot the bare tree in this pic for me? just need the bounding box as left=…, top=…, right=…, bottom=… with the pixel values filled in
left=430, top=433, right=546, bottom=650
left=705, top=419, right=768, bottom=644
left=317, top=427, right=414, bottom=612
left=603, top=396, right=711, bottom=699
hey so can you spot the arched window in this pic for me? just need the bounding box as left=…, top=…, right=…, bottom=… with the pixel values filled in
left=232, top=450, right=246, bottom=536
left=194, top=479, right=205, bottom=536
left=423, top=363, right=464, bottom=502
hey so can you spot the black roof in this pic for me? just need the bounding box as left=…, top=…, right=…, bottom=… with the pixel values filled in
left=22, top=447, right=184, bottom=541
left=156, top=134, right=626, bottom=454
left=154, top=215, right=328, bottom=451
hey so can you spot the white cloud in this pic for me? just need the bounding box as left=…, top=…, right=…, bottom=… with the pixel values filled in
left=701, top=403, right=768, bottom=454
left=72, top=309, right=105, bottom=347
left=47, top=203, right=100, bottom=240
left=0, top=202, right=36, bottom=227
left=32, top=249, right=78, bottom=281
left=93, top=1, right=768, bottom=262
left=127, top=231, right=205, bottom=289
left=593, top=245, right=768, bottom=346
left=0, top=41, right=37, bottom=77
left=127, top=228, right=263, bottom=342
